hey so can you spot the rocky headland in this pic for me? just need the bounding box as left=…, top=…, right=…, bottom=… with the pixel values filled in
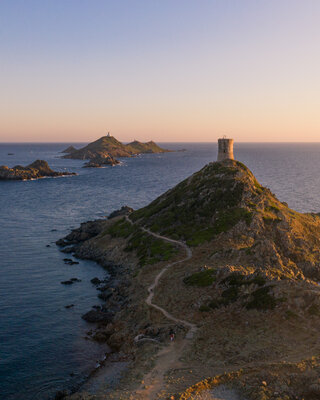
left=0, top=160, right=76, bottom=181
left=57, top=159, right=320, bottom=400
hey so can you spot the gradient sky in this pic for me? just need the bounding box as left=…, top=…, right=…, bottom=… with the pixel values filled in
left=1, top=0, right=320, bottom=142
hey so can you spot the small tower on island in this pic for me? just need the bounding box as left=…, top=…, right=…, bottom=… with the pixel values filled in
left=217, top=137, right=234, bottom=161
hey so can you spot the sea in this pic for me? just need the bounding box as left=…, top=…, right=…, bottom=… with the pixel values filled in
left=1, top=142, right=320, bottom=400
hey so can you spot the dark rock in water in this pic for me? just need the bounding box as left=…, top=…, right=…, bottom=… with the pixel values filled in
left=96, top=284, right=109, bottom=292
left=108, top=205, right=134, bottom=219
left=51, top=229, right=57, bottom=232
left=54, top=390, right=69, bottom=400
left=56, top=239, right=68, bottom=246
left=65, top=304, right=74, bottom=309
left=91, top=277, right=102, bottom=285
left=7, top=153, right=14, bottom=155
left=61, top=247, right=75, bottom=254
left=81, top=309, right=113, bottom=323
left=46, top=244, right=51, bottom=247
left=83, top=153, right=120, bottom=168
left=62, top=258, right=79, bottom=265
left=60, top=278, right=81, bottom=285
left=98, top=290, right=113, bottom=301
left=0, top=160, right=76, bottom=180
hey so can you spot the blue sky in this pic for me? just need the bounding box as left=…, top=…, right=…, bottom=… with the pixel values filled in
left=1, top=0, right=320, bottom=142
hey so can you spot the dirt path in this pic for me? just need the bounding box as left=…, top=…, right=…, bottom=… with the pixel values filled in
left=125, top=216, right=198, bottom=398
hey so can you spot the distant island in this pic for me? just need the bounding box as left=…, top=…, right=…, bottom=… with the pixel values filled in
left=0, top=160, right=76, bottom=181
left=61, top=134, right=170, bottom=167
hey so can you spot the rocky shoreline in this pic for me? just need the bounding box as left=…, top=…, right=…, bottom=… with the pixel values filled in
left=54, top=204, right=181, bottom=399
left=55, top=208, right=135, bottom=398
left=0, top=160, right=76, bottom=181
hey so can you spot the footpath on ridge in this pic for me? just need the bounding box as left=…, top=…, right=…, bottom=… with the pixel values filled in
left=125, top=215, right=198, bottom=400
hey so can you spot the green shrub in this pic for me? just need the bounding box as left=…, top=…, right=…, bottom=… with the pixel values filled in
left=199, top=305, right=211, bottom=312
left=246, top=286, right=277, bottom=310
left=208, top=298, right=229, bottom=309
left=106, top=219, right=135, bottom=238
left=308, top=304, right=320, bottom=316
left=221, top=272, right=266, bottom=287
left=184, top=269, right=216, bottom=287
left=222, top=286, right=239, bottom=303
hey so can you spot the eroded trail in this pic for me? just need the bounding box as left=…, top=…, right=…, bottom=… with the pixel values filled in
left=125, top=216, right=198, bottom=399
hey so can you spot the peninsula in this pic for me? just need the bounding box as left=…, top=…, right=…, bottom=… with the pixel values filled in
left=59, top=157, right=320, bottom=400
left=0, top=160, right=76, bottom=181
left=62, top=134, right=170, bottom=161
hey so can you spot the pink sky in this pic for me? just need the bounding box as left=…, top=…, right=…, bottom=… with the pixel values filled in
left=1, top=1, right=320, bottom=143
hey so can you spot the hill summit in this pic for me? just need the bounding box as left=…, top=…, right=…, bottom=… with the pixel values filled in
left=62, top=135, right=169, bottom=160
left=131, top=159, right=320, bottom=280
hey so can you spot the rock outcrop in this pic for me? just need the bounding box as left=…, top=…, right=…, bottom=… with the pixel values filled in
left=0, top=160, right=76, bottom=181
left=83, top=153, right=120, bottom=168
left=108, top=206, right=134, bottom=219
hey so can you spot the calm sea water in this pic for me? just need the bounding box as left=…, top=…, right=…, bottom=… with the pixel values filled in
left=1, top=142, right=320, bottom=399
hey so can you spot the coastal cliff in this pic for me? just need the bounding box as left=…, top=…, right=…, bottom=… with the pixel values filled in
left=59, top=160, right=320, bottom=400
left=0, top=160, right=76, bottom=181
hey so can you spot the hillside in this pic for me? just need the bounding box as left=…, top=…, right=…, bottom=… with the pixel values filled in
left=61, top=145, right=77, bottom=154
left=62, top=135, right=169, bottom=160
left=126, top=140, right=169, bottom=154
left=131, top=159, right=320, bottom=280
left=62, top=160, right=320, bottom=400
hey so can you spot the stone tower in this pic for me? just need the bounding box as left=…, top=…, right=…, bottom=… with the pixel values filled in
left=217, top=137, right=234, bottom=161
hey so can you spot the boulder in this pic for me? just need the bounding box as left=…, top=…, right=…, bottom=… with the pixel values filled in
left=108, top=206, right=134, bottom=219
left=81, top=309, right=113, bottom=324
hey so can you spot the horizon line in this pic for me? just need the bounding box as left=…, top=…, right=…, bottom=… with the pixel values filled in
left=2, top=140, right=320, bottom=144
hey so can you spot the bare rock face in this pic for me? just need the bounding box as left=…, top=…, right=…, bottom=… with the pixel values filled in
left=108, top=206, right=134, bottom=219
left=0, top=160, right=76, bottom=181
left=83, top=153, right=120, bottom=168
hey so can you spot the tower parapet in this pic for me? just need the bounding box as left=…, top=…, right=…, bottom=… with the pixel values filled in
left=217, top=138, right=234, bottom=161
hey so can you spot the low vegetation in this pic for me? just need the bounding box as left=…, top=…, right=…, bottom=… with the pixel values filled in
left=131, top=161, right=254, bottom=246
left=194, top=271, right=277, bottom=312
left=183, top=269, right=216, bottom=287
left=105, top=218, right=177, bottom=266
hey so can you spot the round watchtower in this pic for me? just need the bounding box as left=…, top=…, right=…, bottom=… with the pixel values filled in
left=217, top=138, right=234, bottom=161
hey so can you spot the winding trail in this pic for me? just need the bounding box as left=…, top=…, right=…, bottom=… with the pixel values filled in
left=126, top=215, right=197, bottom=339
left=125, top=216, right=198, bottom=399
